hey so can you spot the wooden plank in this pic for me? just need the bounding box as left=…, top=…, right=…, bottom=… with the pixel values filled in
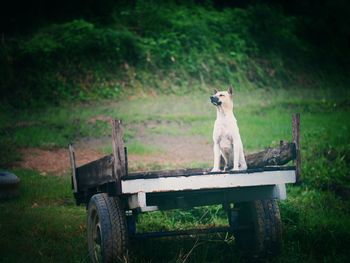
left=127, top=168, right=211, bottom=179
left=76, top=154, right=114, bottom=190
left=121, top=169, right=296, bottom=194
left=68, top=144, right=78, bottom=193
left=126, top=142, right=296, bottom=180
left=292, top=113, right=301, bottom=183
left=125, top=166, right=294, bottom=180
left=111, top=119, right=126, bottom=194
left=245, top=141, right=296, bottom=168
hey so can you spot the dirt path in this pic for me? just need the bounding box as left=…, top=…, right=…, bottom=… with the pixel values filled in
left=127, top=134, right=212, bottom=171
left=16, top=123, right=213, bottom=175
left=17, top=148, right=105, bottom=175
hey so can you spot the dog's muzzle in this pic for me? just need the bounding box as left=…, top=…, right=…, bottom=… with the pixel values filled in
left=210, top=96, right=221, bottom=106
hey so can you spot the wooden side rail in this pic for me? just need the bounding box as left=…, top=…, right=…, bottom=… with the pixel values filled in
left=111, top=119, right=127, bottom=195
left=69, top=115, right=300, bottom=205
left=68, top=119, right=127, bottom=204
left=68, top=144, right=78, bottom=193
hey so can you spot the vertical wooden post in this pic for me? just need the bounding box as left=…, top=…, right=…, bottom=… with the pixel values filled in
left=124, top=147, right=129, bottom=177
left=68, top=144, right=78, bottom=193
left=111, top=120, right=126, bottom=194
left=292, top=113, right=301, bottom=183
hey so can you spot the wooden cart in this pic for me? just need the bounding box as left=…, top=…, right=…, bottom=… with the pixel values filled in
left=69, top=115, right=300, bottom=263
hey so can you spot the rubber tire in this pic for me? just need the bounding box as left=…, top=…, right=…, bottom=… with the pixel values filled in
left=0, top=171, right=20, bottom=200
left=87, top=193, right=129, bottom=263
left=234, top=200, right=282, bottom=258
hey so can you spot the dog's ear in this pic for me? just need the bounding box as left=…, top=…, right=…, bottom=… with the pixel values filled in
left=228, top=85, right=233, bottom=95
left=214, top=89, right=218, bottom=94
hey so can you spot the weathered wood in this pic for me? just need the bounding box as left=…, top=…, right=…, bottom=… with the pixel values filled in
left=68, top=144, right=78, bottom=193
left=76, top=154, right=114, bottom=190
left=128, top=168, right=211, bottom=178
left=126, top=142, right=296, bottom=179
left=126, top=166, right=294, bottom=180
left=245, top=141, right=296, bottom=169
left=124, top=147, right=128, bottom=176
left=111, top=119, right=126, bottom=194
left=72, top=117, right=297, bottom=197
left=292, top=113, right=301, bottom=183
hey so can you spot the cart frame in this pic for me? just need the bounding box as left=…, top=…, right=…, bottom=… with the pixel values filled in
left=69, top=114, right=301, bottom=262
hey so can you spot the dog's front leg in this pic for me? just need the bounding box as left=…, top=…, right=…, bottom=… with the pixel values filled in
left=239, top=145, right=247, bottom=170
left=211, top=143, right=221, bottom=172
left=232, top=142, right=240, bottom=171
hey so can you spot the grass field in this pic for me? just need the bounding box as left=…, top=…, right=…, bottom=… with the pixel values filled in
left=1, top=87, right=350, bottom=262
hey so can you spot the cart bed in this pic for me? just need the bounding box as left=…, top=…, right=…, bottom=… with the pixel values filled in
left=123, top=166, right=295, bottom=194
left=124, top=166, right=295, bottom=211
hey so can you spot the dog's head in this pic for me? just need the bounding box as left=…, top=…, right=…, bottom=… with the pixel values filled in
left=210, top=86, right=233, bottom=109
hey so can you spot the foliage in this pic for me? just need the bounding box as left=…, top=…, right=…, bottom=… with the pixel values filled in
left=20, top=19, right=141, bottom=64
left=4, top=20, right=140, bottom=107
left=1, top=1, right=349, bottom=108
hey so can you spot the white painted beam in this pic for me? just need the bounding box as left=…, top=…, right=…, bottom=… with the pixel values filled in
left=122, top=170, right=296, bottom=194
left=128, top=192, right=146, bottom=209
left=128, top=192, right=159, bottom=211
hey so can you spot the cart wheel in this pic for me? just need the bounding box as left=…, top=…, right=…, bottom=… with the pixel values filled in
left=87, top=193, right=129, bottom=263
left=233, top=200, right=282, bottom=258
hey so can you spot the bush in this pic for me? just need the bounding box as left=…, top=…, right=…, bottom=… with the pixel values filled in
left=20, top=19, right=141, bottom=65
left=2, top=19, right=142, bottom=107
left=1, top=2, right=349, bottom=108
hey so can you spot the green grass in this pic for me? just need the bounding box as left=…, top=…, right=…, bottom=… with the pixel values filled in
left=1, top=87, right=350, bottom=262
left=4, top=87, right=349, bottom=150
left=100, top=141, right=161, bottom=155
left=280, top=186, right=350, bottom=263
left=0, top=170, right=87, bottom=263
left=1, top=170, right=349, bottom=262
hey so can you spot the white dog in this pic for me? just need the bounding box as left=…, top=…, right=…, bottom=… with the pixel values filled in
left=210, top=86, right=247, bottom=172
